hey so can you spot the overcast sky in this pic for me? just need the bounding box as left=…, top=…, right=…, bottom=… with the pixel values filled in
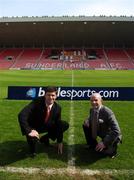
left=0, top=0, right=134, bottom=17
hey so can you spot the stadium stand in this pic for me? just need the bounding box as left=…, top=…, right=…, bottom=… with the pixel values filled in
left=126, top=49, right=134, bottom=61
left=11, top=48, right=43, bottom=69
left=0, top=48, right=134, bottom=70
left=105, top=48, right=134, bottom=69
left=105, top=48, right=129, bottom=61
left=0, top=16, right=134, bottom=70
left=108, top=60, right=134, bottom=69
left=0, top=48, right=22, bottom=69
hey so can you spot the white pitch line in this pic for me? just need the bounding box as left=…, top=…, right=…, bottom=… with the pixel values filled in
left=67, top=100, right=75, bottom=167
left=0, top=166, right=134, bottom=176
left=67, top=70, right=75, bottom=168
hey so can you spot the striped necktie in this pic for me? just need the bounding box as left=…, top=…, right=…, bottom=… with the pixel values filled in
left=45, top=106, right=51, bottom=123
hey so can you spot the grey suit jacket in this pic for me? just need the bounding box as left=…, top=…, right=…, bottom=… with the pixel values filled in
left=89, top=105, right=122, bottom=146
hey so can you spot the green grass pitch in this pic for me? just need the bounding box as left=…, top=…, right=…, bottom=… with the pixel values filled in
left=0, top=70, right=134, bottom=179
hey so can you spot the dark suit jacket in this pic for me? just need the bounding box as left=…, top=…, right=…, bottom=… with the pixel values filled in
left=18, top=97, right=62, bottom=142
left=89, top=105, right=122, bottom=146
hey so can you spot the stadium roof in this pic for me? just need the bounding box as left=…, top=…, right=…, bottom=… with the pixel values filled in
left=0, top=16, right=134, bottom=48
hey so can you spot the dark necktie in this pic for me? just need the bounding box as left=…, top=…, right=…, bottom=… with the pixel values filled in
left=91, top=109, right=98, bottom=139
left=45, top=106, right=50, bottom=123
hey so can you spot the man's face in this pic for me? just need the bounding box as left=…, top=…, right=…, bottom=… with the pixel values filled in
left=45, top=91, right=57, bottom=105
left=90, top=96, right=102, bottom=109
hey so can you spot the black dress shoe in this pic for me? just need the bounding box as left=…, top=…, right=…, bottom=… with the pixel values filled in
left=109, top=151, right=117, bottom=159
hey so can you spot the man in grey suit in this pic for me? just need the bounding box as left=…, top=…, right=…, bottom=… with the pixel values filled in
left=83, top=93, right=122, bottom=158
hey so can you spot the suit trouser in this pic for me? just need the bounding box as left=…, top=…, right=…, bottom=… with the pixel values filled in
left=26, top=120, right=69, bottom=154
left=83, top=124, right=119, bottom=156
left=82, top=124, right=97, bottom=148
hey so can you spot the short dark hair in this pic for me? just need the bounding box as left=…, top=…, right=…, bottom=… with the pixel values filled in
left=45, top=86, right=58, bottom=94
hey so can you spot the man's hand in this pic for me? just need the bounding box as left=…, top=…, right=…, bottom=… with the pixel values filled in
left=95, top=141, right=106, bottom=152
left=84, top=119, right=89, bottom=127
left=57, top=143, right=63, bottom=154
left=28, top=129, right=39, bottom=139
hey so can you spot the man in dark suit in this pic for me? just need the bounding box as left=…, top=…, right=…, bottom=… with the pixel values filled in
left=83, top=93, right=122, bottom=158
left=18, top=86, right=69, bottom=157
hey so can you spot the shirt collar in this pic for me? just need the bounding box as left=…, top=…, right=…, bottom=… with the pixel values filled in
left=46, top=103, right=53, bottom=110
left=93, top=105, right=102, bottom=112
